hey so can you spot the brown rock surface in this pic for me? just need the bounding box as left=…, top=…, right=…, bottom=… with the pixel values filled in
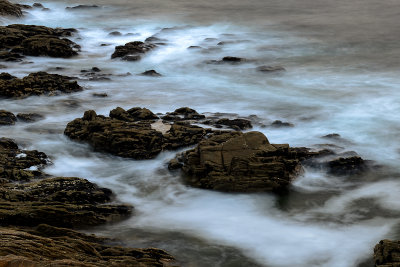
left=0, top=0, right=22, bottom=17
left=111, top=41, right=156, bottom=61
left=180, top=131, right=302, bottom=192
left=0, top=71, right=82, bottom=98
left=0, top=110, right=16, bottom=125
left=0, top=224, right=175, bottom=266
left=374, top=239, right=400, bottom=267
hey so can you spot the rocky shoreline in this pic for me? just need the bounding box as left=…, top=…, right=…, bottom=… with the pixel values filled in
left=0, top=0, right=396, bottom=266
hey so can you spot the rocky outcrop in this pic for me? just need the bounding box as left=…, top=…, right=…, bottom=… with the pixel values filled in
left=0, top=71, right=82, bottom=98
left=0, top=224, right=175, bottom=266
left=180, top=131, right=302, bottom=192
left=374, top=239, right=400, bottom=267
left=0, top=0, right=22, bottom=17
left=111, top=41, right=156, bottom=61
left=16, top=112, right=44, bottom=122
left=0, top=110, right=16, bottom=125
left=64, top=108, right=211, bottom=159
left=0, top=24, right=79, bottom=60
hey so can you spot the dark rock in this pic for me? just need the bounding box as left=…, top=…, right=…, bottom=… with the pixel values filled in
left=222, top=56, right=244, bottom=62
left=188, top=45, right=201, bottom=49
left=0, top=71, right=82, bottom=98
left=0, top=0, right=22, bottom=17
left=41, top=7, right=49, bottom=11
left=322, top=133, right=341, bottom=139
left=92, top=67, right=101, bottom=72
left=145, top=36, right=164, bottom=42
left=0, top=225, right=175, bottom=266
left=215, top=118, right=252, bottom=130
left=0, top=24, right=79, bottom=59
left=92, top=93, right=108, bottom=97
left=0, top=51, right=24, bottom=61
left=180, top=131, right=302, bottom=192
left=108, top=31, right=122, bottom=36
left=162, top=107, right=205, bottom=121
left=15, top=3, right=31, bottom=9
left=66, top=4, right=99, bottom=10
left=327, top=156, right=367, bottom=176
left=32, top=3, right=43, bottom=8
left=111, top=41, right=156, bottom=60
left=16, top=113, right=44, bottom=122
left=64, top=108, right=211, bottom=159
left=0, top=110, right=16, bottom=125
left=256, top=65, right=286, bottom=72
left=168, top=158, right=183, bottom=170
left=141, top=69, right=161, bottom=76
left=271, top=120, right=294, bottom=127
left=374, top=239, right=400, bottom=267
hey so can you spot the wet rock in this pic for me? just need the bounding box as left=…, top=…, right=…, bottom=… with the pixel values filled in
left=111, top=41, right=156, bottom=61
left=32, top=3, right=43, bottom=8
left=0, top=0, right=22, bottom=17
left=168, top=158, right=183, bottom=170
left=326, top=156, right=367, bottom=176
left=0, top=225, right=175, bottom=266
left=15, top=3, right=31, bottom=9
left=374, top=239, right=400, bottom=267
left=0, top=24, right=79, bottom=59
left=180, top=131, right=302, bottom=192
left=215, top=118, right=252, bottom=130
left=141, top=69, right=162, bottom=76
left=0, top=71, right=82, bottom=98
left=256, top=65, right=286, bottom=72
left=65, top=108, right=211, bottom=159
left=108, top=31, right=122, bottom=36
left=92, top=67, right=101, bottom=72
left=145, top=36, right=165, bottom=42
left=0, top=110, right=16, bottom=125
left=161, top=107, right=205, bottom=121
left=0, top=137, right=48, bottom=182
left=271, top=120, right=294, bottom=128
left=16, top=113, right=44, bottom=122
left=92, top=93, right=108, bottom=97
left=66, top=4, right=99, bottom=10
left=223, top=56, right=244, bottom=62
left=0, top=51, right=24, bottom=61
left=188, top=45, right=202, bottom=49
left=206, top=56, right=247, bottom=64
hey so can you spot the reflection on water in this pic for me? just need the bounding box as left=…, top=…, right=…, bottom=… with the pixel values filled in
left=1, top=0, right=400, bottom=266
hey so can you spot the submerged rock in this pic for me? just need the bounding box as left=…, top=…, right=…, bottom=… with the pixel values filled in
left=0, top=71, right=82, bottom=98
left=0, top=110, right=16, bottom=125
left=0, top=0, right=22, bottom=17
left=111, top=41, right=156, bottom=61
left=141, top=69, right=162, bottom=76
left=66, top=4, right=99, bottom=10
left=16, top=112, right=44, bottom=122
left=180, top=131, right=302, bottom=192
left=64, top=108, right=210, bottom=159
left=0, top=24, right=79, bottom=59
left=0, top=225, right=175, bottom=266
left=256, top=65, right=285, bottom=72
left=270, top=120, right=294, bottom=128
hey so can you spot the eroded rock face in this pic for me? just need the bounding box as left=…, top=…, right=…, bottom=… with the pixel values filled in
left=180, top=131, right=302, bottom=192
left=0, top=24, right=79, bottom=60
left=64, top=108, right=211, bottom=159
left=0, top=71, right=82, bottom=98
left=0, top=0, right=22, bottom=17
left=374, top=239, right=400, bottom=267
left=0, top=224, right=175, bottom=267
left=111, top=41, right=156, bottom=61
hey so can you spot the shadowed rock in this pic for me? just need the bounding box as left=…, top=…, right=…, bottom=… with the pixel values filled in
left=0, top=110, right=16, bottom=125
left=0, top=71, right=82, bottom=98
left=180, top=131, right=302, bottom=192
left=111, top=41, right=156, bottom=61
left=0, top=0, right=22, bottom=17
left=161, top=107, right=205, bottom=121
left=16, top=113, right=44, bottom=122
left=215, top=118, right=252, bottom=130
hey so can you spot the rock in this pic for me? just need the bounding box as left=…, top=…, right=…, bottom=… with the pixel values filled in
left=64, top=108, right=211, bottom=159
left=66, top=4, right=99, bottom=10
left=215, top=118, right=252, bottom=130
left=145, top=36, right=164, bottom=42
left=180, top=131, right=302, bottom=192
left=32, top=3, right=43, bottom=8
left=141, top=69, right=162, bottom=76
left=0, top=71, right=82, bottom=98
left=0, top=110, right=16, bottom=125
left=111, top=41, right=156, bottom=60
left=271, top=120, right=294, bottom=127
left=0, top=137, right=48, bottom=182
left=374, top=239, right=400, bottom=267
left=222, top=56, right=244, bottom=62
left=16, top=113, right=44, bottom=122
left=0, top=177, right=132, bottom=228
left=326, top=156, right=367, bottom=176
left=15, top=3, right=31, bottom=9
left=108, top=31, right=122, bottom=36
left=256, top=65, right=286, bottom=72
left=168, top=158, right=183, bottom=170
left=92, top=67, right=101, bottom=72
left=0, top=0, right=22, bottom=17
left=206, top=56, right=247, bottom=64
left=92, top=93, right=108, bottom=97
left=188, top=45, right=202, bottom=49
left=161, top=107, right=205, bottom=121
left=0, top=225, right=175, bottom=266
left=0, top=24, right=79, bottom=59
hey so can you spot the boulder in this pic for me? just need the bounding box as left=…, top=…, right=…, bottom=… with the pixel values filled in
left=0, top=0, right=22, bottom=17
left=161, top=107, right=205, bottom=121
left=111, top=41, right=156, bottom=61
left=0, top=110, right=16, bottom=125
left=0, top=24, right=79, bottom=59
left=180, top=131, right=302, bottom=192
left=374, top=239, right=400, bottom=267
left=215, top=118, right=252, bottom=130
left=0, top=71, right=82, bottom=98
left=64, top=109, right=210, bottom=159
left=0, top=225, right=175, bottom=266
left=326, top=156, right=367, bottom=176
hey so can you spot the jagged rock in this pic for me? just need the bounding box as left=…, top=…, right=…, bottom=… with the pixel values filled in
left=0, top=24, right=79, bottom=59
left=16, top=113, right=44, bottom=122
left=0, top=225, right=175, bottom=266
left=111, top=41, right=156, bottom=61
left=0, top=110, right=16, bottom=125
left=256, top=65, right=285, bottom=72
left=0, top=137, right=48, bottom=182
left=64, top=109, right=210, bottom=159
left=180, top=131, right=302, bottom=192
left=0, top=177, right=132, bottom=228
left=215, top=118, right=252, bottom=130
left=374, top=239, right=400, bottom=267
left=0, top=0, right=22, bottom=17
left=141, top=69, right=162, bottom=76
left=326, top=156, right=367, bottom=176
left=161, top=107, right=205, bottom=121
left=0, top=71, right=82, bottom=98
